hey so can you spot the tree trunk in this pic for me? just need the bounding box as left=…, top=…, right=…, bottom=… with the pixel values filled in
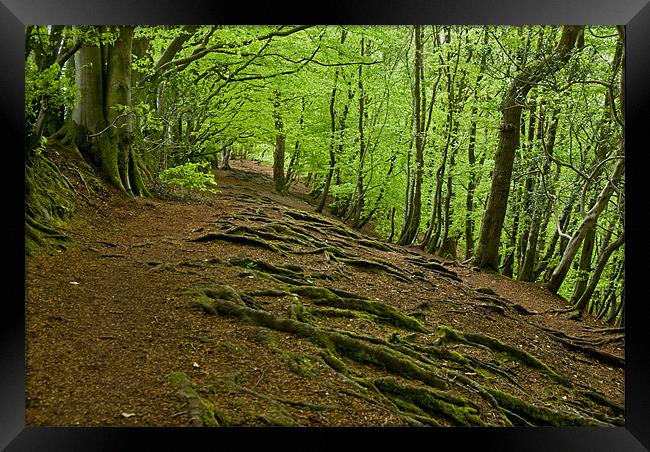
left=347, top=37, right=367, bottom=227
left=464, top=30, right=488, bottom=260
left=547, top=30, right=624, bottom=294
left=569, top=222, right=596, bottom=302
left=105, top=25, right=135, bottom=194
left=519, top=111, right=558, bottom=281
left=272, top=90, right=286, bottom=194
left=546, top=157, right=624, bottom=293
left=72, top=38, right=124, bottom=190
left=317, top=71, right=340, bottom=213
left=574, top=233, right=624, bottom=315
left=475, top=26, right=583, bottom=270
left=218, top=148, right=231, bottom=170
left=398, top=26, right=424, bottom=245
left=465, top=108, right=478, bottom=259
left=388, top=207, right=396, bottom=243
left=69, top=26, right=149, bottom=195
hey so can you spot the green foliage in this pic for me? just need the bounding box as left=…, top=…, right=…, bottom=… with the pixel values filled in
left=159, top=162, right=219, bottom=193
left=25, top=60, right=77, bottom=119
left=26, top=24, right=624, bottom=320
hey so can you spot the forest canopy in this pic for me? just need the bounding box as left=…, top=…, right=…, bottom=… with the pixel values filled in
left=25, top=25, right=625, bottom=324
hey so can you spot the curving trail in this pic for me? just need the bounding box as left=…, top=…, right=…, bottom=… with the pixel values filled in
left=26, top=160, right=624, bottom=427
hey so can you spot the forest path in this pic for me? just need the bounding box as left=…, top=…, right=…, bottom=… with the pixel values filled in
left=26, top=159, right=624, bottom=427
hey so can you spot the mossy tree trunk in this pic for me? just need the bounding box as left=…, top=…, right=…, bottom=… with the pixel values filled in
left=70, top=26, right=149, bottom=196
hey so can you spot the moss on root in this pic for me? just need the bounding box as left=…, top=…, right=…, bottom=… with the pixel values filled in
left=437, top=326, right=570, bottom=385
left=191, top=232, right=288, bottom=255
left=373, top=377, right=486, bottom=426
left=285, top=285, right=427, bottom=333
left=191, top=289, right=448, bottom=390
left=486, top=387, right=609, bottom=426
left=170, top=372, right=219, bottom=427
left=189, top=284, right=614, bottom=427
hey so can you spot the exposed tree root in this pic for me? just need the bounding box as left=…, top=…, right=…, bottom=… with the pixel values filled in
left=371, top=377, right=486, bottom=426
left=405, top=257, right=461, bottom=281
left=331, top=256, right=412, bottom=282
left=535, top=325, right=624, bottom=347
left=291, top=288, right=427, bottom=333
left=170, top=372, right=219, bottom=427
left=228, top=257, right=335, bottom=282
left=485, top=387, right=609, bottom=426
left=475, top=295, right=539, bottom=315
left=538, top=328, right=625, bottom=369
left=436, top=326, right=570, bottom=386
left=578, top=389, right=624, bottom=416
left=188, top=284, right=613, bottom=426
left=190, top=232, right=289, bottom=255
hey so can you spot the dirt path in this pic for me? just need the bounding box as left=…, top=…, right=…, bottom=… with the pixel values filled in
left=25, top=160, right=624, bottom=427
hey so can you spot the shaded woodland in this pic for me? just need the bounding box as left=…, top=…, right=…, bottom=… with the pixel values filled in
left=25, top=25, right=624, bottom=325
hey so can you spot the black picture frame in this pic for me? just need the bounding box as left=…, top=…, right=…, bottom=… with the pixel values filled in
left=4, top=0, right=648, bottom=450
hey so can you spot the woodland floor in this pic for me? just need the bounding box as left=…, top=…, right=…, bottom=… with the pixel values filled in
left=25, top=159, right=625, bottom=427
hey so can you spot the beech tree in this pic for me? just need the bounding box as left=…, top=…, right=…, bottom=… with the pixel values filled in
left=474, top=25, right=584, bottom=270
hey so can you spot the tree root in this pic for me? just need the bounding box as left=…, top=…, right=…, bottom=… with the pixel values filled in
left=228, top=257, right=335, bottom=282
left=331, top=256, right=412, bottom=283
left=485, top=387, right=609, bottom=426
left=371, top=377, right=486, bottom=426
left=577, top=390, right=624, bottom=416
left=191, top=291, right=449, bottom=389
left=436, top=326, right=570, bottom=385
left=405, top=257, right=461, bottom=281
left=475, top=295, right=538, bottom=315
left=542, top=331, right=624, bottom=369
left=170, top=372, right=219, bottom=427
left=190, top=232, right=289, bottom=255
left=188, top=284, right=615, bottom=426
left=282, top=284, right=427, bottom=333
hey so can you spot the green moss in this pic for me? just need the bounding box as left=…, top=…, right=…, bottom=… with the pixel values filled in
left=310, top=307, right=363, bottom=319
left=437, top=326, right=569, bottom=385
left=486, top=387, right=606, bottom=426
left=169, top=371, right=220, bottom=427
left=319, top=351, right=349, bottom=374
left=285, top=351, right=318, bottom=379
left=312, top=297, right=428, bottom=333
left=374, top=377, right=486, bottom=426
left=286, top=285, right=427, bottom=333
left=287, top=285, right=339, bottom=301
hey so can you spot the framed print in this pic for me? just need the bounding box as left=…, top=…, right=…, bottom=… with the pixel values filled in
left=4, top=0, right=649, bottom=450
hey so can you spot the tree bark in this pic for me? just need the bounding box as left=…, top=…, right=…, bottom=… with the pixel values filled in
left=73, top=38, right=124, bottom=190
left=106, top=26, right=135, bottom=193
left=317, top=71, right=340, bottom=213
left=546, top=157, right=624, bottom=294
left=398, top=26, right=424, bottom=245
left=272, top=90, right=286, bottom=193
left=71, top=26, right=149, bottom=195
left=574, top=233, right=624, bottom=314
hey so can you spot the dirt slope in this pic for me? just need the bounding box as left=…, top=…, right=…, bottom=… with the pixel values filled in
left=25, top=159, right=624, bottom=427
